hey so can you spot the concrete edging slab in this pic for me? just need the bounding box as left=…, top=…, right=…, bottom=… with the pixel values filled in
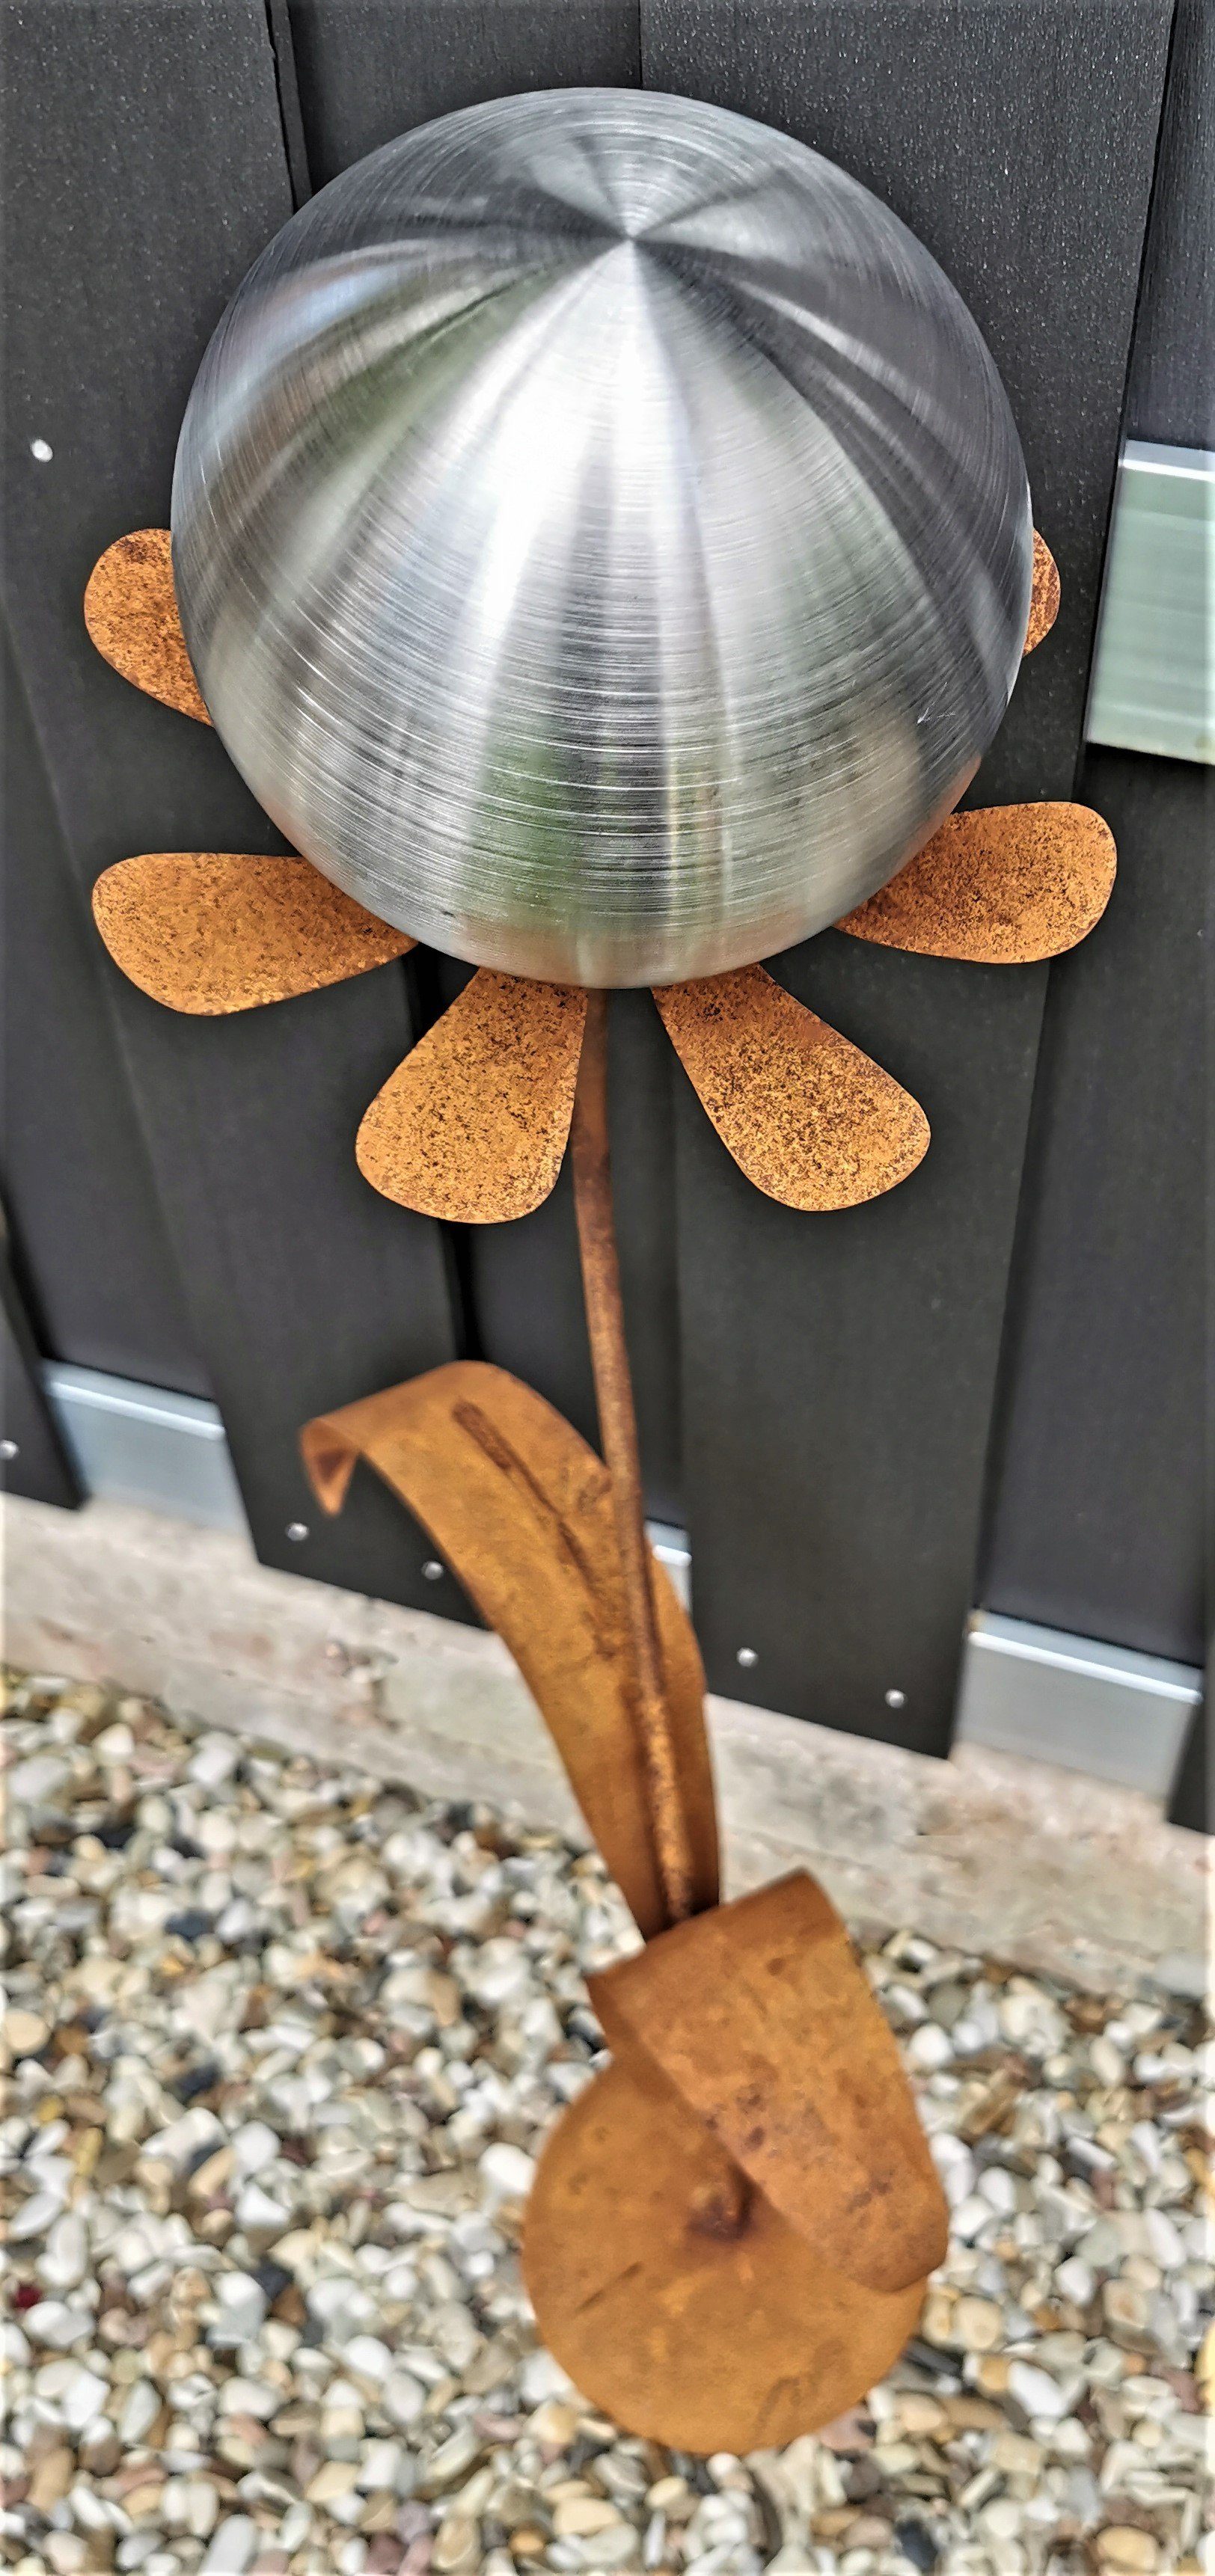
left=2, top=1491, right=1206, bottom=1996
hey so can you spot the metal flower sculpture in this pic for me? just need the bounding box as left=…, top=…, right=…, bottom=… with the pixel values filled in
left=85, top=93, right=1115, bottom=2451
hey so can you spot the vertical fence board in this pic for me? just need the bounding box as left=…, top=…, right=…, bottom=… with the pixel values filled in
left=1, top=0, right=461, bottom=1608
left=1, top=613, right=207, bottom=1396
left=641, top=0, right=1172, bottom=1749
left=982, top=755, right=1206, bottom=1669
left=287, top=0, right=641, bottom=184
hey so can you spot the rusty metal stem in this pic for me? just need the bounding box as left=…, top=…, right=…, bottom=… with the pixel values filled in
left=570, top=990, right=696, bottom=1926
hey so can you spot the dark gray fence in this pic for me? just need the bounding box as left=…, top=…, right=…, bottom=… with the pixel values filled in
left=2, top=1, right=1205, bottom=1818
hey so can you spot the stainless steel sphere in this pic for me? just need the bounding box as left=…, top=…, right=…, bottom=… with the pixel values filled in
left=173, top=89, right=1032, bottom=988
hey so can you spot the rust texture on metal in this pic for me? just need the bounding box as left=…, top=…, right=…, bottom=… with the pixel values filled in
left=355, top=971, right=587, bottom=1222
left=522, top=2043, right=926, bottom=2452
left=655, top=966, right=930, bottom=1210
left=590, top=1871, right=949, bottom=2296
left=299, top=1361, right=718, bottom=1939
left=91, top=852, right=414, bottom=1013
left=84, top=530, right=210, bottom=723
left=571, top=993, right=698, bottom=1926
left=836, top=803, right=1117, bottom=963
left=1024, top=531, right=1061, bottom=654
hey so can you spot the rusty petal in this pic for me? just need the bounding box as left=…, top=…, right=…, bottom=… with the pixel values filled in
left=1024, top=531, right=1061, bottom=654
left=655, top=966, right=929, bottom=1211
left=356, top=972, right=587, bottom=1223
left=92, top=851, right=414, bottom=1012
left=836, top=803, right=1116, bottom=964
left=299, top=1362, right=718, bottom=1939
left=85, top=529, right=210, bottom=722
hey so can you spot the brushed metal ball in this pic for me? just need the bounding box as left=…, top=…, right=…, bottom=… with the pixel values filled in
left=173, top=89, right=1032, bottom=988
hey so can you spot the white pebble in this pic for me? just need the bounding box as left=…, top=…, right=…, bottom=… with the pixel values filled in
left=233, top=2182, right=290, bottom=2233
left=479, top=2141, right=536, bottom=2204
left=520, top=2347, right=578, bottom=2405
left=230, top=2121, right=279, bottom=2175
left=1143, top=2207, right=1186, bottom=2270
left=37, top=2212, right=88, bottom=2293
left=1056, top=2257, right=1096, bottom=2307
left=343, top=2333, right=393, bottom=2383
left=117, top=2379, right=161, bottom=2446
left=189, top=1734, right=242, bottom=1790
left=10, top=2190, right=65, bottom=2240
left=381, top=2370, right=426, bottom=2429
left=163, top=2477, right=219, bottom=2537
left=8, top=1751, right=72, bottom=1803
left=208, top=2273, right=266, bottom=2347
left=25, top=2300, right=92, bottom=2350
left=461, top=1937, right=532, bottom=2008
left=58, top=2364, right=111, bottom=2432
left=1008, top=2360, right=1069, bottom=2422
left=216, top=2377, right=278, bottom=2419
left=199, top=2518, right=259, bottom=2575
left=978, top=2165, right=1018, bottom=2214
left=907, top=2022, right=953, bottom=2070
left=358, top=2438, right=404, bottom=2491
left=931, top=2135, right=976, bottom=2206
left=1090, top=2035, right=1125, bottom=2087
left=144, top=2107, right=224, bottom=2173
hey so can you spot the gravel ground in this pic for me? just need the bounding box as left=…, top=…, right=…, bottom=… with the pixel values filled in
left=1, top=1672, right=1210, bottom=2576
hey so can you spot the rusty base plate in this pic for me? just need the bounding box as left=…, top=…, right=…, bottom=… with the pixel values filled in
left=524, top=2046, right=926, bottom=2453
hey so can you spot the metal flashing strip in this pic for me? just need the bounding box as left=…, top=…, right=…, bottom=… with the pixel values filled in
left=43, top=1363, right=248, bottom=1533
left=1086, top=440, right=1214, bottom=763
left=956, top=1610, right=1201, bottom=1802
left=41, top=1367, right=1202, bottom=1800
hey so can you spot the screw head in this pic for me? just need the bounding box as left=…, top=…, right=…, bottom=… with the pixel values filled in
left=421, top=1560, right=444, bottom=1583
left=884, top=1687, right=905, bottom=1708
left=735, top=1646, right=758, bottom=1669
left=0, top=1438, right=18, bottom=1462
left=286, top=1521, right=309, bottom=1543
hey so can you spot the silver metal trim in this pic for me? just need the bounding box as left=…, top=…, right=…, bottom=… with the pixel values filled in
left=1086, top=439, right=1215, bottom=763
left=43, top=1363, right=248, bottom=1533
left=955, top=1610, right=1201, bottom=1801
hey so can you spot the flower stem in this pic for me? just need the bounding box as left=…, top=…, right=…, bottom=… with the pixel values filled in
left=569, top=990, right=696, bottom=1928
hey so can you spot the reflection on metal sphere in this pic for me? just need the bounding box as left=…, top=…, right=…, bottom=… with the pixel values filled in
left=173, top=90, right=1032, bottom=988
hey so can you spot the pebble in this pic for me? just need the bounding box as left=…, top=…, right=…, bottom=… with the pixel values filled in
left=382, top=2368, right=427, bottom=2429
left=3, top=2006, right=52, bottom=2060
left=554, top=2499, right=625, bottom=2536
left=199, top=2518, right=260, bottom=2573
left=1096, top=2532, right=1160, bottom=2572
left=1007, top=2360, right=1071, bottom=2421
left=1, top=1670, right=1208, bottom=2576
left=955, top=2296, right=1003, bottom=2351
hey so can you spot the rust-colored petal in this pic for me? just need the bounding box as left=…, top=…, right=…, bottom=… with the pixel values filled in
left=356, top=971, right=587, bottom=1223
left=1024, top=531, right=1061, bottom=654
left=523, top=2047, right=925, bottom=2451
left=655, top=966, right=928, bottom=1210
left=84, top=530, right=209, bottom=722
left=299, top=1361, right=718, bottom=1940
left=590, top=1872, right=948, bottom=2296
left=836, top=803, right=1117, bottom=963
left=92, top=852, right=414, bottom=1012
